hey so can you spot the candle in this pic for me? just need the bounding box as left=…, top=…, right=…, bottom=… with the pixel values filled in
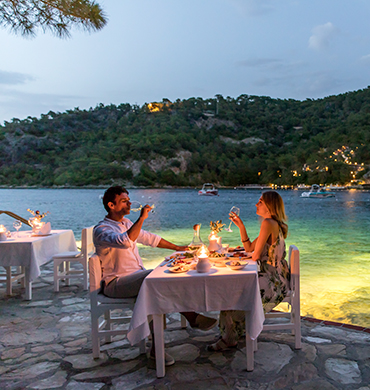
left=0, top=225, right=7, bottom=241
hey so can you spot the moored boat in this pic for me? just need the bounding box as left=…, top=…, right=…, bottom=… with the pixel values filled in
left=198, top=183, right=219, bottom=196
left=301, top=184, right=335, bottom=198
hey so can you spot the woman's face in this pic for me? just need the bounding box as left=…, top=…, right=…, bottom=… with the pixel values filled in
left=255, top=197, right=271, bottom=218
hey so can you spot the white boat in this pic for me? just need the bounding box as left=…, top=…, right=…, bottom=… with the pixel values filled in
left=301, top=184, right=335, bottom=198
left=198, top=183, right=219, bottom=196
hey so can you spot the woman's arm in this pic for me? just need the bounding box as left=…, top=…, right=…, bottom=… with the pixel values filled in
left=252, top=219, right=276, bottom=261
left=230, top=212, right=256, bottom=251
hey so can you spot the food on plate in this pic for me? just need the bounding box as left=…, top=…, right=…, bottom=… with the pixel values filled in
left=182, top=251, right=195, bottom=258
left=167, top=252, right=195, bottom=263
left=229, top=251, right=248, bottom=257
left=208, top=252, right=223, bottom=258
left=170, top=258, right=193, bottom=266
left=225, top=260, right=248, bottom=270
left=169, top=265, right=189, bottom=273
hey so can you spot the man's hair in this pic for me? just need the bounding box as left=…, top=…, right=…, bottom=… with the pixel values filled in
left=102, top=186, right=129, bottom=212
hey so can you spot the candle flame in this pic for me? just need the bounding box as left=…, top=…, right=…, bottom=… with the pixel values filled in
left=197, top=245, right=209, bottom=258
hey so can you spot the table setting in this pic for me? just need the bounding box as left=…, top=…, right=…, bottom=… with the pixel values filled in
left=128, top=215, right=264, bottom=377
left=0, top=209, right=78, bottom=299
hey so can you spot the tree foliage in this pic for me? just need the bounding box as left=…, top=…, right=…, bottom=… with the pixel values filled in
left=0, top=0, right=107, bottom=37
left=1, top=88, right=370, bottom=187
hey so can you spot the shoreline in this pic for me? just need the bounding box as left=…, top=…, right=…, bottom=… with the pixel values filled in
left=0, top=185, right=368, bottom=191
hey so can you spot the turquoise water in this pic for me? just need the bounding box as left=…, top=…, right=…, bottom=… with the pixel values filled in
left=1, top=188, right=369, bottom=327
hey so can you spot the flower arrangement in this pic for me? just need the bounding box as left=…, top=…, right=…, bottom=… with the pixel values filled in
left=27, top=209, right=50, bottom=232
left=209, top=220, right=225, bottom=234
left=27, top=209, right=50, bottom=220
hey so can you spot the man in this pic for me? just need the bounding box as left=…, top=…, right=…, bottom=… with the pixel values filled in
left=93, top=186, right=217, bottom=365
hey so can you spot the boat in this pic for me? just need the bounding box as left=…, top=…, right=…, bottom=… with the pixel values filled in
left=301, top=184, right=335, bottom=198
left=198, top=183, right=219, bottom=196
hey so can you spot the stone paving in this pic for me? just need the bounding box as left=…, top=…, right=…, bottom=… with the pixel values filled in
left=1, top=264, right=370, bottom=390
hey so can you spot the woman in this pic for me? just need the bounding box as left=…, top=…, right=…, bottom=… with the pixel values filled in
left=208, top=191, right=290, bottom=351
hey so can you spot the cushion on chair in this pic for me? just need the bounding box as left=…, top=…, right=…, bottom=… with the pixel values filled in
left=52, top=251, right=82, bottom=259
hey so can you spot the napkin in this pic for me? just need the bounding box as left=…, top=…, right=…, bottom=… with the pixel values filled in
left=39, top=222, right=51, bottom=235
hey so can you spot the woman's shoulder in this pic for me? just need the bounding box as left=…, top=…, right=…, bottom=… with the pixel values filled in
left=262, top=218, right=279, bottom=228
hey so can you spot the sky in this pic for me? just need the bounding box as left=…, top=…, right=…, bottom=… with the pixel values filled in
left=1, top=0, right=370, bottom=124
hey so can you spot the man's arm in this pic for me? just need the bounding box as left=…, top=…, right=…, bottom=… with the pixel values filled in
left=126, top=205, right=151, bottom=242
left=156, top=238, right=188, bottom=252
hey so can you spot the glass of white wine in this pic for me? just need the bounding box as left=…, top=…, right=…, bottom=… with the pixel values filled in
left=130, top=201, right=155, bottom=213
left=13, top=220, right=22, bottom=238
left=224, top=206, right=240, bottom=232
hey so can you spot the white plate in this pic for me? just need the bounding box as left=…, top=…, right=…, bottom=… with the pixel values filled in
left=168, top=265, right=190, bottom=273
left=225, top=260, right=248, bottom=270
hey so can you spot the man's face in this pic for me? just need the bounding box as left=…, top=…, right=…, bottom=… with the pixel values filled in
left=109, top=193, right=131, bottom=216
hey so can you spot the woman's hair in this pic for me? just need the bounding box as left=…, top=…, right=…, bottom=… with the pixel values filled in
left=261, top=191, right=288, bottom=238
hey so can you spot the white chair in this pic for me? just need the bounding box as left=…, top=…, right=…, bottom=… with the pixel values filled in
left=89, top=253, right=146, bottom=358
left=261, top=244, right=301, bottom=349
left=0, top=266, right=25, bottom=295
left=53, top=226, right=94, bottom=292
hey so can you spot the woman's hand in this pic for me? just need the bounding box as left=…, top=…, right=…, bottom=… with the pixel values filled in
left=229, top=212, right=244, bottom=229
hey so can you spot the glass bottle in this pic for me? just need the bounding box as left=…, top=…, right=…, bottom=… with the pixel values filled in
left=188, top=224, right=204, bottom=250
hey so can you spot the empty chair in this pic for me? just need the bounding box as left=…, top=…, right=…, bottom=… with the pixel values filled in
left=89, top=253, right=145, bottom=358
left=53, top=226, right=94, bottom=292
left=0, top=266, right=25, bottom=295
left=261, top=244, right=301, bottom=349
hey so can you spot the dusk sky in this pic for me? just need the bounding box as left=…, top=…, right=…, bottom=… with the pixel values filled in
left=1, top=0, right=370, bottom=124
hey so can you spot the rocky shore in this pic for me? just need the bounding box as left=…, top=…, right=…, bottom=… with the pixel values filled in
left=1, top=262, right=370, bottom=389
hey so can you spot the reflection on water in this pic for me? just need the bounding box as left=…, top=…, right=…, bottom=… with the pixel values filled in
left=1, top=188, right=370, bottom=327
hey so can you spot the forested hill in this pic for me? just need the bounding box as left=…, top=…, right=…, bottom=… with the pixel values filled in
left=1, top=88, right=370, bottom=188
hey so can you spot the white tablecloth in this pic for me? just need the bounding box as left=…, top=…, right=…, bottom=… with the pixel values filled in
left=127, top=261, right=264, bottom=345
left=0, top=230, right=77, bottom=282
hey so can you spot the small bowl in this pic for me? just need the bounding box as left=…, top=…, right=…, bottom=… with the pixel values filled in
left=225, top=260, right=248, bottom=270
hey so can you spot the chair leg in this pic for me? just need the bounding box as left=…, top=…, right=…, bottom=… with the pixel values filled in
left=6, top=266, right=12, bottom=295
left=20, top=267, right=26, bottom=287
left=104, top=311, right=113, bottom=343
left=83, top=262, right=88, bottom=290
left=139, top=339, right=146, bottom=354
left=54, top=261, right=60, bottom=292
left=91, top=314, right=101, bottom=358
left=65, top=262, right=70, bottom=286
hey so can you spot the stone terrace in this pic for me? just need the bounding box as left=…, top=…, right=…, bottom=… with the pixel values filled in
left=1, top=264, right=370, bottom=390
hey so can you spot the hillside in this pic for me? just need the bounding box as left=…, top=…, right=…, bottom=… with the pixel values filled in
left=1, top=88, right=370, bottom=187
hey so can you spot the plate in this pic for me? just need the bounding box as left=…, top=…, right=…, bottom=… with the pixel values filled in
left=31, top=233, right=52, bottom=237
left=168, top=265, right=190, bottom=273
left=165, top=251, right=195, bottom=261
left=228, top=251, right=252, bottom=259
left=210, top=256, right=228, bottom=267
left=228, top=246, right=244, bottom=252
left=168, top=258, right=194, bottom=267
left=225, top=260, right=248, bottom=270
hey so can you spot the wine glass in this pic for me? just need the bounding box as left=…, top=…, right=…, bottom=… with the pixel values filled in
left=13, top=220, right=22, bottom=238
left=224, top=206, right=240, bottom=232
left=130, top=202, right=155, bottom=213
left=130, top=201, right=142, bottom=212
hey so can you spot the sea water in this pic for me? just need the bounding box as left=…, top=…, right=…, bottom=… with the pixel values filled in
left=1, top=188, right=369, bottom=327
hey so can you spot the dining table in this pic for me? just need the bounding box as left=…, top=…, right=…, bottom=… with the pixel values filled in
left=0, top=229, right=78, bottom=300
left=127, top=255, right=264, bottom=378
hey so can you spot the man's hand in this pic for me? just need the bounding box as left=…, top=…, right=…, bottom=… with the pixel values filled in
left=139, top=204, right=152, bottom=220
left=175, top=245, right=189, bottom=251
